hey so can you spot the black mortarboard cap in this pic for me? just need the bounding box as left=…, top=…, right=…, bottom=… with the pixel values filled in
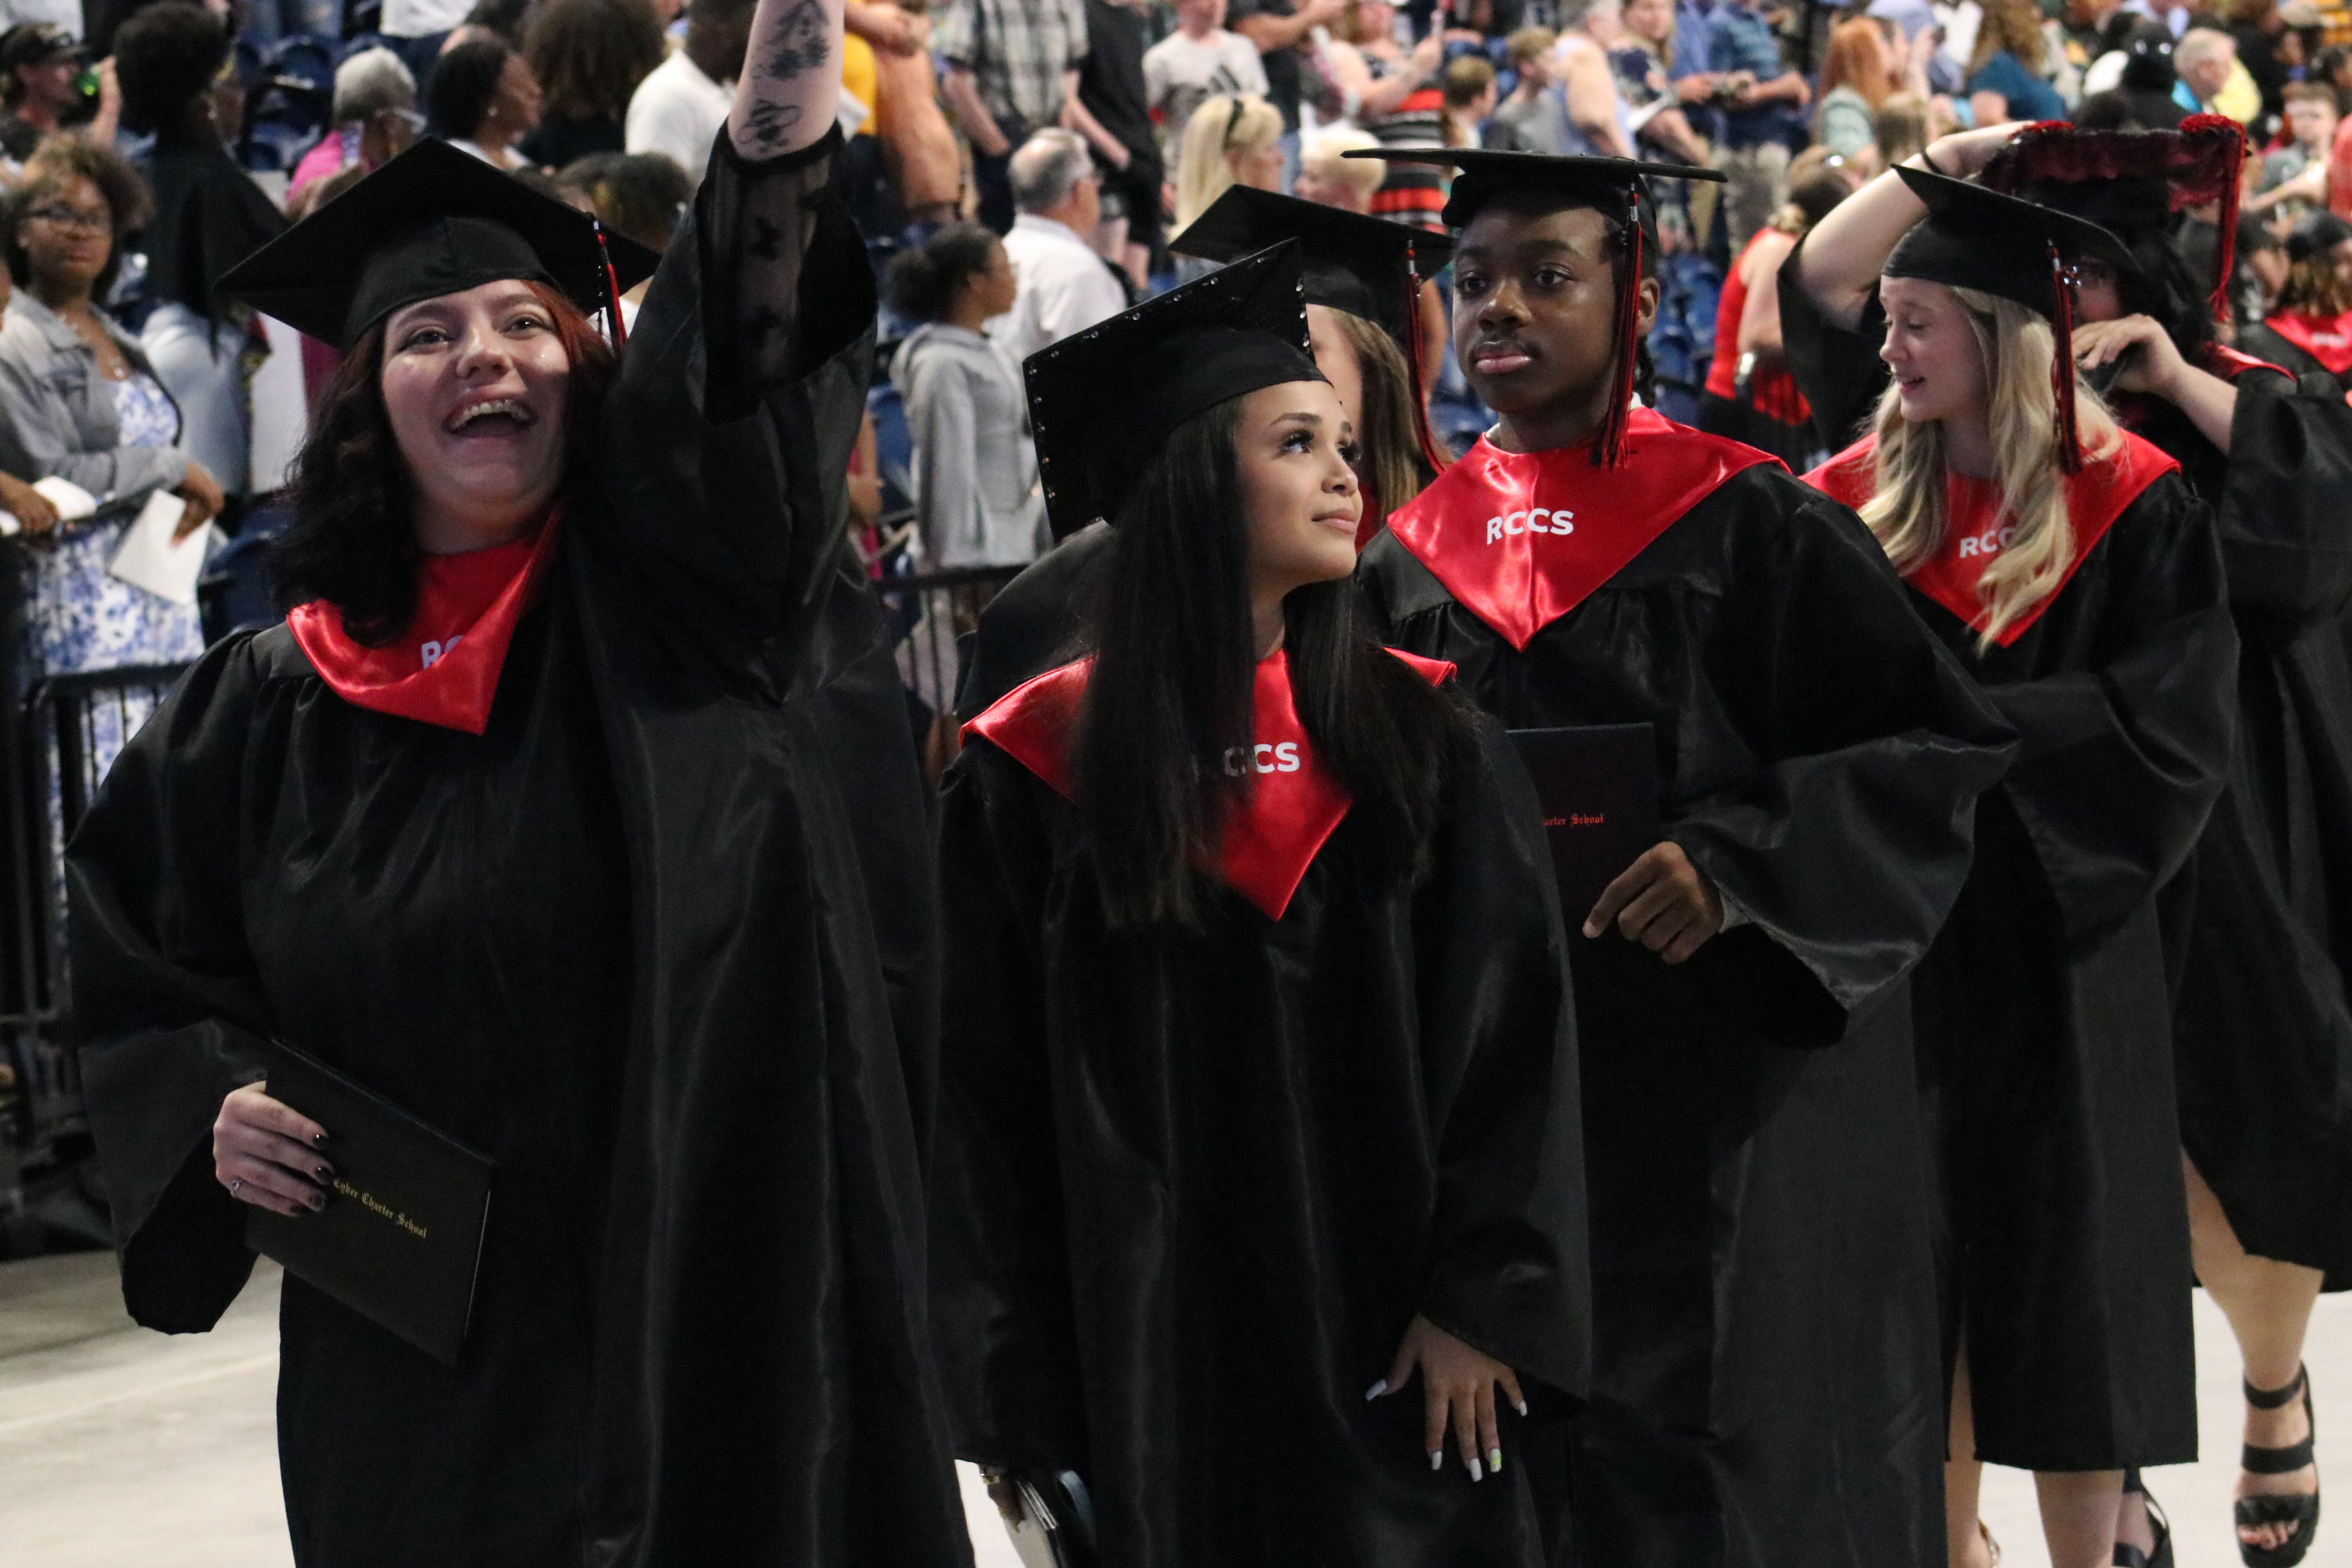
left=1342, top=146, right=1723, bottom=234
left=1342, top=147, right=1723, bottom=465
left=1169, top=186, right=1450, bottom=345
left=1886, top=166, right=2134, bottom=471
left=216, top=138, right=661, bottom=349
left=1981, top=115, right=2247, bottom=319
left=2288, top=211, right=2352, bottom=265
left=1884, top=165, right=2134, bottom=319
left=1169, top=186, right=1451, bottom=471
left=1025, top=242, right=1323, bottom=540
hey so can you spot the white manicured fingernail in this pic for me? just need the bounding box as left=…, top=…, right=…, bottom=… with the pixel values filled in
left=1490, top=1447, right=1504, bottom=1472
left=1430, top=1450, right=1443, bottom=1471
left=1365, top=1380, right=1387, bottom=1401
left=1469, top=1457, right=1484, bottom=1482
left=1515, top=1399, right=1529, bottom=1417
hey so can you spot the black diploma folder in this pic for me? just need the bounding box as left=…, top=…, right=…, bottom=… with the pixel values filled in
left=245, top=1042, right=494, bottom=1366
left=1509, top=724, right=1663, bottom=920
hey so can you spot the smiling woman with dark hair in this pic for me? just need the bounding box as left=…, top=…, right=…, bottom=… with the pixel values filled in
left=62, top=0, right=974, bottom=1561
left=934, top=245, right=1589, bottom=1566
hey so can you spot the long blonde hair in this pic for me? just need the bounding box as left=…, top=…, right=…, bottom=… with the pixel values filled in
left=1859, top=283, right=2118, bottom=648
left=1175, top=93, right=1283, bottom=229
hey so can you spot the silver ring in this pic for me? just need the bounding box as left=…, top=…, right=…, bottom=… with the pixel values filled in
left=228, top=1178, right=244, bottom=1196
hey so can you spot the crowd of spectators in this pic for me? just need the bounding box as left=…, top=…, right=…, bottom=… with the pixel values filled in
left=0, top=0, right=2345, bottom=751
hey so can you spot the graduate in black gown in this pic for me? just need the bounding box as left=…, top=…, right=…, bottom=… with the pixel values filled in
left=1791, top=162, right=2238, bottom=1568
left=931, top=244, right=1589, bottom=1568
left=952, top=191, right=1449, bottom=722
left=65, top=4, right=972, bottom=1562
left=1344, top=145, right=2018, bottom=1568
left=2237, top=212, right=2352, bottom=394
left=1790, top=116, right=2352, bottom=1568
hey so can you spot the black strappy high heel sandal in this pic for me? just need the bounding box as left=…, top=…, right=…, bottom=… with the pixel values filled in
left=2238, top=1365, right=2321, bottom=1568
left=2114, top=1468, right=2174, bottom=1568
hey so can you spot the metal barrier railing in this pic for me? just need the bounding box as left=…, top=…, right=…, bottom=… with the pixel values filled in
left=874, top=563, right=1028, bottom=719
left=0, top=662, right=191, bottom=1212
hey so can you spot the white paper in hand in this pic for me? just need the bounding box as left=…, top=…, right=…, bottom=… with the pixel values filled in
left=107, top=489, right=213, bottom=604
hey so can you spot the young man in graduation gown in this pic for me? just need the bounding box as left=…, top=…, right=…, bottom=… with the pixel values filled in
left=64, top=2, right=971, bottom=1561
left=953, top=187, right=1450, bottom=721
left=1347, top=145, right=2019, bottom=1568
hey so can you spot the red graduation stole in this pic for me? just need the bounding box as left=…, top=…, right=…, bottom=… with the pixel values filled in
left=2202, top=343, right=2290, bottom=381
left=1804, top=432, right=2178, bottom=647
left=288, top=512, right=562, bottom=735
left=964, top=646, right=1455, bottom=920
left=2259, top=309, right=2352, bottom=375
left=1385, top=408, right=1781, bottom=650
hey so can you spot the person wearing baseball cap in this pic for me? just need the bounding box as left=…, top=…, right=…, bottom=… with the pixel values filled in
left=0, top=22, right=98, bottom=162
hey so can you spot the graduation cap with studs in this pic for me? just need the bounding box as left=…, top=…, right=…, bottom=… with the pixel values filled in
left=216, top=138, right=662, bottom=351
left=1171, top=185, right=1454, bottom=471
left=1979, top=114, right=2247, bottom=325
left=1343, top=147, right=1724, bottom=466
left=1025, top=241, right=1323, bottom=540
left=1884, top=165, right=2136, bottom=472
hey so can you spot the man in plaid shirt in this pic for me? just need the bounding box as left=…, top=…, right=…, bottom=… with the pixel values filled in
left=938, top=0, right=1090, bottom=232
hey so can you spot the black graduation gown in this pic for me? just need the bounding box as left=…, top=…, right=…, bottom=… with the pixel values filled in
left=1359, top=460, right=2016, bottom=1568
left=2232, top=322, right=2341, bottom=388
left=1787, top=247, right=2352, bottom=1290
left=67, top=132, right=973, bottom=1567
left=138, top=127, right=290, bottom=325
left=952, top=520, right=1112, bottom=722
left=2128, top=362, right=2352, bottom=1288
left=1889, top=470, right=2234, bottom=1470
left=931, top=675, right=1590, bottom=1568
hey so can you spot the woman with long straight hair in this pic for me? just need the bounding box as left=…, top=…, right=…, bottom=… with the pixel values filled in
left=65, top=1, right=973, bottom=1559
left=955, top=187, right=1448, bottom=722
left=1795, top=116, right=2352, bottom=1568
left=1796, top=163, right=2238, bottom=1568
left=932, top=244, right=1588, bottom=1566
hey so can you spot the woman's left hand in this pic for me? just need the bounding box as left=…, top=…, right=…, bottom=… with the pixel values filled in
left=2073, top=313, right=2184, bottom=399
left=1368, top=1314, right=1527, bottom=1481
left=171, top=461, right=225, bottom=539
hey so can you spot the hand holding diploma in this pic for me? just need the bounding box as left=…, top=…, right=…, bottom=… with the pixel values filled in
left=214, top=1082, right=332, bottom=1216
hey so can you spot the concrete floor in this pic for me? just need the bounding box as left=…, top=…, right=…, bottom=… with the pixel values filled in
left=0, top=1252, right=2345, bottom=1567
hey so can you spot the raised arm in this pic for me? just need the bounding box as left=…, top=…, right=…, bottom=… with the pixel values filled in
left=729, top=0, right=848, bottom=158
left=1793, top=123, right=2020, bottom=330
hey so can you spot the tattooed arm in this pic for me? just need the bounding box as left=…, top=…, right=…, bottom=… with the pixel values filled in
left=728, top=0, right=846, bottom=159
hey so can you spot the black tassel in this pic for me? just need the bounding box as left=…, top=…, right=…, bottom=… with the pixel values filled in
left=593, top=218, right=629, bottom=352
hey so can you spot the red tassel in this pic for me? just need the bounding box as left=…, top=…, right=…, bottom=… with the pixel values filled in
left=1596, top=183, right=1642, bottom=468
left=2051, top=243, right=2082, bottom=474
left=593, top=218, right=629, bottom=352
left=2209, top=124, right=2244, bottom=326
left=1401, top=246, right=1448, bottom=475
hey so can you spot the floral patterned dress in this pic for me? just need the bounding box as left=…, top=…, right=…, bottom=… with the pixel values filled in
left=29, top=371, right=206, bottom=936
